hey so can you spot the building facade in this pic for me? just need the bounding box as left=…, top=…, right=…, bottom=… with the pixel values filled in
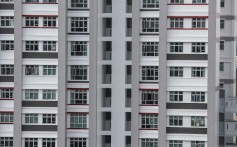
left=0, top=0, right=236, bottom=147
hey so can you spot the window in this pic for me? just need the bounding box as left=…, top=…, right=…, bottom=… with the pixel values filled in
left=192, top=0, right=206, bottom=3
left=25, top=41, right=39, bottom=51
left=70, top=0, right=88, bottom=8
left=220, top=0, right=224, bottom=7
left=69, top=90, right=88, bottom=104
left=192, top=18, right=206, bottom=28
left=169, top=67, right=183, bottom=77
left=71, top=41, right=88, bottom=56
left=141, top=138, right=158, bottom=147
left=0, top=16, right=14, bottom=27
left=0, top=89, right=13, bottom=99
left=1, top=41, right=14, bottom=51
left=220, top=41, right=224, bottom=50
left=69, top=113, right=87, bottom=128
left=219, top=82, right=224, bottom=89
left=170, top=0, right=184, bottom=4
left=25, top=17, right=39, bottom=27
left=142, top=0, right=159, bottom=8
left=43, top=65, right=56, bottom=75
left=141, top=114, right=158, bottom=129
left=43, top=41, right=57, bottom=51
left=191, top=67, right=205, bottom=77
left=170, top=18, right=183, bottom=28
left=142, top=18, right=159, bottom=33
left=1, top=65, right=14, bottom=75
left=192, top=42, right=205, bottom=53
left=169, top=116, right=183, bottom=126
left=43, top=17, right=57, bottom=27
left=220, top=62, right=224, bottom=71
left=70, top=17, right=88, bottom=32
left=0, top=0, right=14, bottom=2
left=70, top=65, right=88, bottom=80
left=24, top=138, right=38, bottom=147
left=141, top=66, right=159, bottom=81
left=191, top=141, right=205, bottom=147
left=170, top=42, right=183, bottom=52
left=42, top=114, right=56, bottom=124
left=191, top=92, right=205, bottom=102
left=25, top=65, right=39, bottom=75
left=0, top=137, right=13, bottom=147
left=25, top=114, right=38, bottom=124
left=70, top=138, right=87, bottom=147
left=169, top=140, right=183, bottom=147
left=141, top=90, right=158, bottom=105
left=141, top=42, right=159, bottom=56
left=43, top=0, right=57, bottom=3
left=169, top=91, right=183, bottom=102
left=42, top=138, right=56, bottom=147
left=191, top=116, right=205, bottom=127
left=43, top=90, right=56, bottom=100
left=0, top=112, right=13, bottom=123
left=220, top=19, right=225, bottom=29
left=25, top=89, right=38, bottom=100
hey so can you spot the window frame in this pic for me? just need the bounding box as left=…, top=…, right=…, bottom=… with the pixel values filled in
left=141, top=42, right=159, bottom=57
left=0, top=112, right=13, bottom=123
left=0, top=16, right=14, bottom=27
left=169, top=67, right=183, bottom=77
left=140, top=90, right=158, bottom=105
left=191, top=116, right=205, bottom=127
left=141, top=66, right=159, bottom=82
left=191, top=67, right=205, bottom=77
left=191, top=91, right=205, bottom=102
left=169, top=91, right=183, bottom=102
left=170, top=18, right=183, bottom=28
left=69, top=89, right=88, bottom=105
left=141, top=18, right=159, bottom=33
left=141, top=114, right=158, bottom=129
left=1, top=40, right=14, bottom=51
left=70, top=17, right=89, bottom=33
left=0, top=137, right=13, bottom=147
left=169, top=116, right=183, bottom=126
left=169, top=42, right=183, bottom=53
left=69, top=113, right=87, bottom=128
left=70, top=65, right=88, bottom=81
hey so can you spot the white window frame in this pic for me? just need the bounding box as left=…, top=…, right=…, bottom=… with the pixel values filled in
left=43, top=17, right=57, bottom=27
left=169, top=91, right=183, bottom=102
left=141, top=66, right=159, bottom=82
left=141, top=0, right=159, bottom=9
left=70, top=65, right=88, bottom=81
left=69, top=90, right=88, bottom=105
left=141, top=114, right=158, bottom=129
left=42, top=114, right=56, bottom=124
left=43, top=89, right=57, bottom=100
left=169, top=116, right=183, bottom=126
left=24, top=89, right=39, bottom=100
left=141, top=18, right=159, bottom=33
left=141, top=138, right=158, bottom=147
left=43, top=0, right=57, bottom=3
left=169, top=42, right=183, bottom=53
left=191, top=67, right=205, bottom=77
left=0, top=16, right=14, bottom=27
left=169, top=67, right=183, bottom=77
left=24, top=138, right=38, bottom=147
left=43, top=65, right=57, bottom=75
left=192, top=42, right=206, bottom=53
left=42, top=138, right=56, bottom=147
left=24, top=114, right=38, bottom=124
left=69, top=113, right=87, bottom=128
left=69, top=138, right=87, bottom=147
left=0, top=65, right=14, bottom=75
left=1, top=40, right=14, bottom=51
left=0, top=112, right=13, bottom=123
left=170, top=18, right=183, bottom=28
left=25, top=65, right=39, bottom=76
left=192, top=0, right=206, bottom=4
left=220, top=62, right=224, bottom=72
left=70, top=41, right=88, bottom=56
left=170, top=0, right=184, bottom=4
left=191, top=116, right=205, bottom=127
left=220, top=40, right=224, bottom=51
left=220, top=19, right=225, bottom=29
left=70, top=17, right=89, bottom=33
left=141, top=42, right=159, bottom=57
left=0, top=0, right=14, bottom=3
left=169, top=140, right=183, bottom=147
left=192, top=18, right=206, bottom=28
left=191, top=92, right=205, bottom=102
left=25, top=41, right=39, bottom=51
left=140, top=90, right=158, bottom=105
left=25, top=17, right=39, bottom=27
left=43, top=41, right=57, bottom=51
left=69, top=0, right=89, bottom=9
left=0, top=89, right=13, bottom=99
left=0, top=137, right=13, bottom=147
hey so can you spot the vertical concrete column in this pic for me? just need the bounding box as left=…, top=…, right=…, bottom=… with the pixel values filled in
left=13, top=1, right=23, bottom=147
left=158, top=0, right=168, bottom=146
left=208, top=0, right=220, bottom=146
left=89, top=0, right=98, bottom=147
left=58, top=1, right=67, bottom=147
left=131, top=0, right=140, bottom=146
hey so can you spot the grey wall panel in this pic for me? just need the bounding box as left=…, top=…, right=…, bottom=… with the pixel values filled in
left=22, top=101, right=58, bottom=107
left=0, top=76, right=14, bottom=82
left=167, top=54, right=208, bottom=60
left=166, top=127, right=207, bottom=134
left=219, top=89, right=225, bottom=98
left=22, top=125, right=57, bottom=131
left=219, top=113, right=224, bottom=121
left=22, top=52, right=58, bottom=59
left=0, top=4, right=14, bottom=10
left=0, top=28, right=14, bottom=34
left=220, top=79, right=235, bottom=84
left=219, top=136, right=224, bottom=145
left=167, top=103, right=207, bottom=109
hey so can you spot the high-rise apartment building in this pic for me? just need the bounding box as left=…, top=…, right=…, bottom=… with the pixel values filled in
left=0, top=0, right=236, bottom=147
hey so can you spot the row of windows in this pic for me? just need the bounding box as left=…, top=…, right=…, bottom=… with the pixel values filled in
left=24, top=113, right=56, bottom=124
left=24, top=16, right=57, bottom=27
left=141, top=139, right=205, bottom=147
left=169, top=0, right=206, bottom=4
left=23, top=0, right=57, bottom=3
left=170, top=67, right=206, bottom=77
left=169, top=91, right=205, bottom=102
left=25, top=65, right=57, bottom=76
left=169, top=116, right=205, bottom=127
left=0, top=16, right=14, bottom=27
left=169, top=18, right=207, bottom=28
